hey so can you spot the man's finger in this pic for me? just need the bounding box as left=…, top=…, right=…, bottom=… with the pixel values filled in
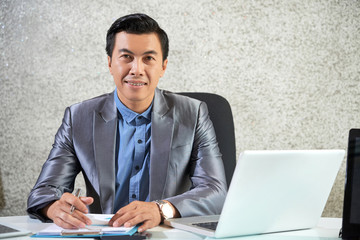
left=45, top=196, right=92, bottom=229
left=71, top=209, right=92, bottom=226
left=110, top=201, right=162, bottom=229
left=56, top=209, right=87, bottom=229
left=109, top=211, right=124, bottom=226
left=65, top=195, right=89, bottom=214
left=112, top=210, right=137, bottom=227
left=80, top=196, right=94, bottom=205
left=109, top=202, right=138, bottom=226
left=138, top=220, right=155, bottom=233
left=53, top=217, right=78, bottom=229
left=114, top=208, right=158, bottom=228
left=122, top=213, right=147, bottom=227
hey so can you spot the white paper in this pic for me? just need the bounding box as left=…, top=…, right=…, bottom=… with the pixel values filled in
left=85, top=213, right=113, bottom=225
left=36, top=214, right=134, bottom=236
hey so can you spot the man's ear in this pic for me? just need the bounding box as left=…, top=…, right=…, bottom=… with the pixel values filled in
left=107, top=56, right=113, bottom=75
left=160, top=59, right=168, bottom=77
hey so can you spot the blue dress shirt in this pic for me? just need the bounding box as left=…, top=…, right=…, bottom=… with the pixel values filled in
left=113, top=91, right=152, bottom=212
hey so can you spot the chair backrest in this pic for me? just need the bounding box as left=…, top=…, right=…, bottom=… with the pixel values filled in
left=178, top=92, right=236, bottom=188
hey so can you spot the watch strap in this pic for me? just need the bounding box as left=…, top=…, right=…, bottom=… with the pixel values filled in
left=153, top=200, right=172, bottom=221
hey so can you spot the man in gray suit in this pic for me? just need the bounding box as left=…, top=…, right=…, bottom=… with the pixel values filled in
left=27, top=13, right=227, bottom=233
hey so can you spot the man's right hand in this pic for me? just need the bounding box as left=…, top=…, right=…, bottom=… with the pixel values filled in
left=42, top=192, right=94, bottom=229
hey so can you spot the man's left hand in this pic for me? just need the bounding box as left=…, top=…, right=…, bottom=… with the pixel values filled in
left=109, top=201, right=161, bottom=232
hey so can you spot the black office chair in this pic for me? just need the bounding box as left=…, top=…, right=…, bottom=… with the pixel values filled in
left=178, top=92, right=236, bottom=188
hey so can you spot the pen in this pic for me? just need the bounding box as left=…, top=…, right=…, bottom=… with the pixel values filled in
left=70, top=188, right=81, bottom=214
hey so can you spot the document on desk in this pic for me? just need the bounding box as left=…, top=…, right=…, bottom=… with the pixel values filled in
left=32, top=214, right=138, bottom=238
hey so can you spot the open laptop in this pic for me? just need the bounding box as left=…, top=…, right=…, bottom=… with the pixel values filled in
left=341, top=129, right=360, bottom=239
left=0, top=222, right=31, bottom=239
left=165, top=150, right=345, bottom=238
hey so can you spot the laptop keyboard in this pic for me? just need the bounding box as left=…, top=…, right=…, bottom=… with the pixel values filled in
left=193, top=221, right=218, bottom=230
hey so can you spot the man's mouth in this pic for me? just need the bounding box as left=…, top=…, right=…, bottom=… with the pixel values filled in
left=125, top=80, right=146, bottom=86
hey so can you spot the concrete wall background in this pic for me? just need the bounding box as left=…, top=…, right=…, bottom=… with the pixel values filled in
left=1, top=0, right=359, bottom=217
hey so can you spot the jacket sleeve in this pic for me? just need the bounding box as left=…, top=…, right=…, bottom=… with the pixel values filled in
left=165, top=101, right=228, bottom=217
left=27, top=107, right=81, bottom=221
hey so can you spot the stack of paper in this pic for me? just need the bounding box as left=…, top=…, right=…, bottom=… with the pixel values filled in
left=33, top=214, right=138, bottom=237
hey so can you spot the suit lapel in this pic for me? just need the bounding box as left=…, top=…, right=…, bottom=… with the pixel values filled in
left=150, top=88, right=174, bottom=200
left=93, top=92, right=117, bottom=213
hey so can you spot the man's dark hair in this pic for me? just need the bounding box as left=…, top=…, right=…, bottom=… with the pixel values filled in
left=106, top=13, right=169, bottom=62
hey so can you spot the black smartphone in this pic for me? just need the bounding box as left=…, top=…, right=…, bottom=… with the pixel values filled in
left=101, top=233, right=149, bottom=240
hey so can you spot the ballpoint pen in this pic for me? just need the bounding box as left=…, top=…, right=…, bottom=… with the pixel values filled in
left=70, top=188, right=81, bottom=214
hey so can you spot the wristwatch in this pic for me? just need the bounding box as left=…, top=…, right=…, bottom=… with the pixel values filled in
left=154, top=200, right=174, bottom=221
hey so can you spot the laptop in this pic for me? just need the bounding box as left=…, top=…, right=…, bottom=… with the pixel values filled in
left=341, top=129, right=360, bottom=239
left=0, top=222, right=31, bottom=239
left=165, top=150, right=345, bottom=238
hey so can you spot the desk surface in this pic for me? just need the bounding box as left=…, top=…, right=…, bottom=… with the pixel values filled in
left=0, top=215, right=342, bottom=240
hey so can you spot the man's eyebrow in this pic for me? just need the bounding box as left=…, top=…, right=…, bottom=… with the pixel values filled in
left=118, top=48, right=134, bottom=54
left=143, top=50, right=158, bottom=55
left=117, top=48, right=158, bottom=56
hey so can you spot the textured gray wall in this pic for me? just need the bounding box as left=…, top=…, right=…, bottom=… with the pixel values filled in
left=1, top=0, right=359, bottom=217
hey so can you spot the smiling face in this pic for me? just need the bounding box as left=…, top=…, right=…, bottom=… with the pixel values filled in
left=108, top=32, right=168, bottom=113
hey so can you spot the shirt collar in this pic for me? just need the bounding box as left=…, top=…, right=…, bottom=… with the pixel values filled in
left=113, top=89, right=153, bottom=123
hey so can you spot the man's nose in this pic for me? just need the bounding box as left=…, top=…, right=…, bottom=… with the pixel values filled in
left=130, top=59, right=144, bottom=76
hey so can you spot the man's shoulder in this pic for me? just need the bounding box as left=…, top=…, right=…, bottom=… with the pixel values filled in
left=68, top=92, right=114, bottom=114
left=158, top=89, right=202, bottom=106
left=71, top=92, right=113, bottom=107
left=155, top=89, right=207, bottom=120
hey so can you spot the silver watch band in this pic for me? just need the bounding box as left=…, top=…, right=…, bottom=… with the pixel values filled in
left=153, top=200, right=173, bottom=221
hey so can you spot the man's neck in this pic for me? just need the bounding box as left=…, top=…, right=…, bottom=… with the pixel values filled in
left=126, top=102, right=152, bottom=114
left=116, top=92, right=154, bottom=114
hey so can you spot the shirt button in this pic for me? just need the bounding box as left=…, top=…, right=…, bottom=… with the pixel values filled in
left=138, top=139, right=143, bottom=144
left=135, top=165, right=140, bottom=170
left=132, top=194, right=136, bottom=198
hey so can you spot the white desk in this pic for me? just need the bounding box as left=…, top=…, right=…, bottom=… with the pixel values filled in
left=0, top=216, right=342, bottom=240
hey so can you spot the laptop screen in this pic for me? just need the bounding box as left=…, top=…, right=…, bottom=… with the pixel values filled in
left=0, top=223, right=30, bottom=238
left=0, top=224, right=19, bottom=234
left=342, top=129, right=360, bottom=239
left=350, top=136, right=360, bottom=224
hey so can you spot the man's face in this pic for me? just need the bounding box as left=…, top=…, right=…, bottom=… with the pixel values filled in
left=108, top=32, right=168, bottom=113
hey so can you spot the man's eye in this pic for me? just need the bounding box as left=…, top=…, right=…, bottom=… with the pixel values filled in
left=145, top=56, right=154, bottom=61
left=119, top=55, right=133, bottom=62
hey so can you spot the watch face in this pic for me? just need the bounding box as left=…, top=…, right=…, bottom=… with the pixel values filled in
left=162, top=203, right=174, bottom=219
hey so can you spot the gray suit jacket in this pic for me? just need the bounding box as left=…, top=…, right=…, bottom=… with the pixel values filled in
left=27, top=88, right=227, bottom=221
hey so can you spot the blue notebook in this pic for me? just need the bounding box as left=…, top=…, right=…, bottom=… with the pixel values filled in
left=31, top=214, right=138, bottom=238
